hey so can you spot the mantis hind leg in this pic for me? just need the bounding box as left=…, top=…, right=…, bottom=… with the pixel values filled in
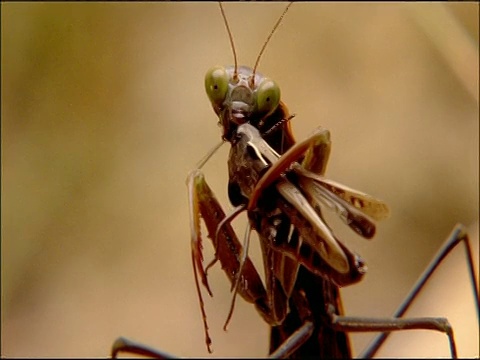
left=358, top=223, right=479, bottom=358
left=111, top=337, right=177, bottom=359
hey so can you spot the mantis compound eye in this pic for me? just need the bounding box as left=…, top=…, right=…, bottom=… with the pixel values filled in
left=256, top=78, right=280, bottom=117
left=205, top=66, right=229, bottom=110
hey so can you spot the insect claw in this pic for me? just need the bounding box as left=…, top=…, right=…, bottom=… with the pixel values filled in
left=206, top=335, right=213, bottom=354
left=198, top=257, right=214, bottom=297
left=223, top=294, right=237, bottom=332
left=223, top=321, right=230, bottom=332
left=224, top=224, right=252, bottom=331
left=201, top=270, right=213, bottom=297
left=229, top=276, right=237, bottom=293
left=205, top=255, right=219, bottom=275
left=193, top=248, right=213, bottom=296
left=215, top=204, right=246, bottom=246
left=191, top=251, right=213, bottom=353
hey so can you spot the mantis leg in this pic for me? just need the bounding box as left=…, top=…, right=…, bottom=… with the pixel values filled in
left=359, top=223, right=479, bottom=358
left=187, top=169, right=289, bottom=351
left=328, top=308, right=457, bottom=358
left=112, top=170, right=278, bottom=358
left=111, top=337, right=177, bottom=359
left=265, top=224, right=478, bottom=359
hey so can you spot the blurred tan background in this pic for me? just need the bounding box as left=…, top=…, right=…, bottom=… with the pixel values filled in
left=2, top=2, right=478, bottom=358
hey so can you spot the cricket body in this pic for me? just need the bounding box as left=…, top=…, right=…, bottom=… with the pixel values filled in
left=111, top=3, right=479, bottom=358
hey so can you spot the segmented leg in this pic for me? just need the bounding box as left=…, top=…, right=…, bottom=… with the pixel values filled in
left=238, top=123, right=474, bottom=358
left=266, top=224, right=478, bottom=359
left=187, top=169, right=294, bottom=350
left=245, top=125, right=332, bottom=211
left=111, top=337, right=177, bottom=359
left=269, top=321, right=315, bottom=358
left=223, top=222, right=252, bottom=330
left=359, top=223, right=479, bottom=358
left=329, top=307, right=457, bottom=358
left=236, top=123, right=376, bottom=283
left=204, top=204, right=246, bottom=274
left=111, top=169, right=280, bottom=358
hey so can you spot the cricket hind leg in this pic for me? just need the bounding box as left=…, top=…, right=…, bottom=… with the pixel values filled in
left=300, top=126, right=332, bottom=176
left=247, top=126, right=332, bottom=211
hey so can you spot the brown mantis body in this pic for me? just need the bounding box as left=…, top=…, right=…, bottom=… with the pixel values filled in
left=111, top=3, right=479, bottom=358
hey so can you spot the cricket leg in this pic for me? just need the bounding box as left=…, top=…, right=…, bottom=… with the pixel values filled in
left=243, top=123, right=385, bottom=240
left=245, top=125, right=332, bottom=211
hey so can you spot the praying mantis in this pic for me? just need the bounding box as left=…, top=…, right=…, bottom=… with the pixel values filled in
left=111, top=3, right=479, bottom=358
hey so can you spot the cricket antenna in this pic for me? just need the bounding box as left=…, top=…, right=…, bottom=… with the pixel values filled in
left=218, top=2, right=238, bottom=81
left=251, top=2, right=293, bottom=87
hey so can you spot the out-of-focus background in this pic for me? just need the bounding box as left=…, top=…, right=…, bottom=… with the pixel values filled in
left=2, top=2, right=478, bottom=358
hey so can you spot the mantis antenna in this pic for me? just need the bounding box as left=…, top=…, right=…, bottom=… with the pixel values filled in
left=218, top=2, right=293, bottom=87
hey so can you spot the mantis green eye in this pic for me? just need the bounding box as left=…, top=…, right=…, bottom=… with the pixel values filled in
left=256, top=78, right=280, bottom=116
left=205, top=66, right=229, bottom=107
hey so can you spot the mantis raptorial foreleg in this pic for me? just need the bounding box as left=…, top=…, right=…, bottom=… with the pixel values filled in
left=186, top=169, right=289, bottom=352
